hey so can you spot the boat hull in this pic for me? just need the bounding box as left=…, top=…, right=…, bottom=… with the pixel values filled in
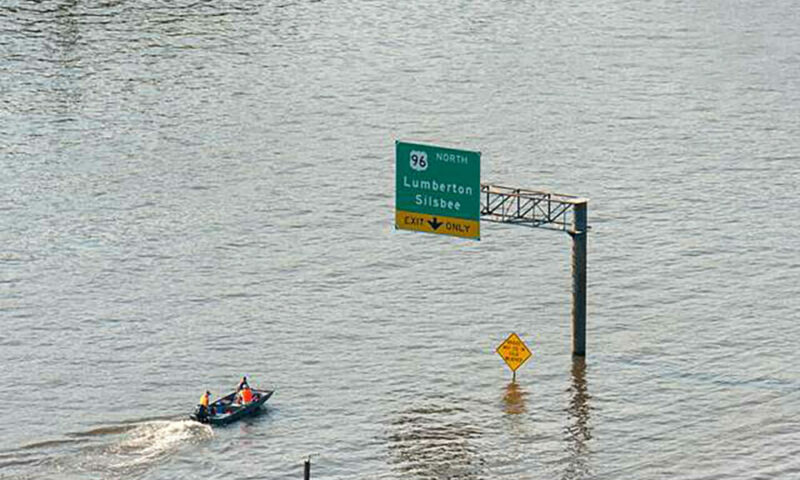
left=191, top=389, right=273, bottom=426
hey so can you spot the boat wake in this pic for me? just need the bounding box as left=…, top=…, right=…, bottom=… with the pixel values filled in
left=103, top=420, right=214, bottom=470
left=1, top=419, right=213, bottom=479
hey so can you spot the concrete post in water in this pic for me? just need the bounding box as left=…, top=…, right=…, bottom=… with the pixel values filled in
left=304, top=457, right=311, bottom=480
left=570, top=200, right=588, bottom=356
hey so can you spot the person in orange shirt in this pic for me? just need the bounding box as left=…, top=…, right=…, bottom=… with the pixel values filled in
left=238, top=384, right=253, bottom=404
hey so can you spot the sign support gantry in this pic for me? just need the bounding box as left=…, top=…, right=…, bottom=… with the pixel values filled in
left=481, top=185, right=589, bottom=356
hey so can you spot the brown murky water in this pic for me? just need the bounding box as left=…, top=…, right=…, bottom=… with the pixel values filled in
left=2, top=1, right=799, bottom=478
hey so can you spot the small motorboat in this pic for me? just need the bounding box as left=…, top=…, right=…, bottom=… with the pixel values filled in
left=191, top=388, right=274, bottom=426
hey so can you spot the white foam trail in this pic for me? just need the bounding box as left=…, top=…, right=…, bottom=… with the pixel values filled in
left=107, top=420, right=213, bottom=469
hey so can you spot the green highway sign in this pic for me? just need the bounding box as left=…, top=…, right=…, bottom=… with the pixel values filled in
left=395, top=141, right=480, bottom=239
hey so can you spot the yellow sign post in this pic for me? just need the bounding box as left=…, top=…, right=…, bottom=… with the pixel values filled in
left=496, top=333, right=532, bottom=381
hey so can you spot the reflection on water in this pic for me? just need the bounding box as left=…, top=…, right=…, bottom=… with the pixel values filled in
left=47, top=0, right=85, bottom=116
left=387, top=403, right=485, bottom=480
left=563, top=357, right=592, bottom=480
left=502, top=381, right=527, bottom=415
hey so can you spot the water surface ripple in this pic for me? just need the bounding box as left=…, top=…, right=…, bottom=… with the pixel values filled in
left=2, top=1, right=799, bottom=478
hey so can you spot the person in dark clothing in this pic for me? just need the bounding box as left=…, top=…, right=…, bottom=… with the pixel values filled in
left=236, top=376, right=249, bottom=392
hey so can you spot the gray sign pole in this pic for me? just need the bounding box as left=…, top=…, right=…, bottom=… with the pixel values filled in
left=570, top=201, right=588, bottom=356
left=480, top=185, right=592, bottom=356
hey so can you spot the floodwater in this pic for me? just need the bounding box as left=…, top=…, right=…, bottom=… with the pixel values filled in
left=2, top=1, right=799, bottom=479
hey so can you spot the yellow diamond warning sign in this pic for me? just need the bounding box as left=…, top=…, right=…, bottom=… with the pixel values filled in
left=496, top=333, right=532, bottom=372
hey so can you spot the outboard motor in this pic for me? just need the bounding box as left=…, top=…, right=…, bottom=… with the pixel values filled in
left=192, top=404, right=209, bottom=423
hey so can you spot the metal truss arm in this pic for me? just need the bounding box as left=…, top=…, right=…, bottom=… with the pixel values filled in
left=480, top=184, right=588, bottom=234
